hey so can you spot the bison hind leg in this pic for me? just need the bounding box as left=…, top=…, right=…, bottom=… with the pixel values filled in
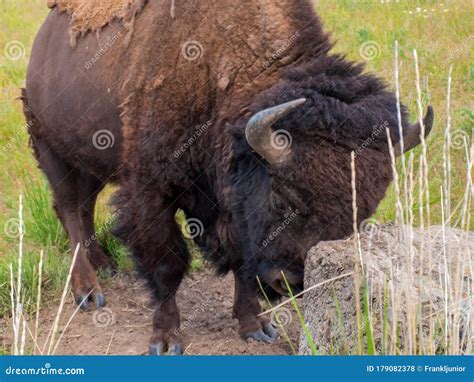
left=24, top=92, right=113, bottom=309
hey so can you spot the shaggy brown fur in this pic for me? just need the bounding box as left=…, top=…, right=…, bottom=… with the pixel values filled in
left=24, top=0, right=433, bottom=355
left=48, top=0, right=148, bottom=46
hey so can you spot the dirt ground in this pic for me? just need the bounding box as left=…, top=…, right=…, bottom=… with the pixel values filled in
left=1, top=268, right=300, bottom=355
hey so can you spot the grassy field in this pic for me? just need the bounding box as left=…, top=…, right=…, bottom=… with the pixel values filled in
left=0, top=0, right=472, bottom=346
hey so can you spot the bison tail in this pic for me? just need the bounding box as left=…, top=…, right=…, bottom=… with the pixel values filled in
left=19, top=88, right=39, bottom=146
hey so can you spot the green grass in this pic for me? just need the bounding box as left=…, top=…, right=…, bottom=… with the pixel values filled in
left=0, top=0, right=472, bottom=331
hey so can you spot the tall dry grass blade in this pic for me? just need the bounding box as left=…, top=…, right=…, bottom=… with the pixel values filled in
left=386, top=129, right=404, bottom=225
left=440, top=186, right=450, bottom=353
left=414, top=49, right=434, bottom=353
left=443, top=66, right=453, bottom=224
left=416, top=159, right=426, bottom=354
left=10, top=194, right=25, bottom=355
left=34, top=250, right=44, bottom=355
left=20, top=312, right=43, bottom=355
left=9, top=264, right=17, bottom=355
left=20, top=319, right=26, bottom=355
left=406, top=153, right=416, bottom=354
left=46, top=243, right=80, bottom=355
left=394, top=41, right=409, bottom=227
left=16, top=195, right=24, bottom=328
left=351, top=152, right=364, bottom=270
left=351, top=151, right=364, bottom=354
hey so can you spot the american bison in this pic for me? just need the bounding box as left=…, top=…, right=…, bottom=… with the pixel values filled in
left=22, top=0, right=433, bottom=354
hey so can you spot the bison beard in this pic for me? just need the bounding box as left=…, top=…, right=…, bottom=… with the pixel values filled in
left=23, top=0, right=433, bottom=354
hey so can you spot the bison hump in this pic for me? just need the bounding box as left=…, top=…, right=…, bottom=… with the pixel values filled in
left=49, top=0, right=149, bottom=46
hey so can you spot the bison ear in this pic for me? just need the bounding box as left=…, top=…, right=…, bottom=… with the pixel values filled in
left=394, top=106, right=434, bottom=155
left=245, top=99, right=306, bottom=165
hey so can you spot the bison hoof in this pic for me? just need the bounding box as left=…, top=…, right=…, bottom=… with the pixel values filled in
left=75, top=292, right=106, bottom=311
left=149, top=342, right=183, bottom=356
left=168, top=344, right=183, bottom=355
left=244, top=322, right=278, bottom=344
left=75, top=295, right=90, bottom=311
left=149, top=343, right=165, bottom=356
left=94, top=293, right=106, bottom=309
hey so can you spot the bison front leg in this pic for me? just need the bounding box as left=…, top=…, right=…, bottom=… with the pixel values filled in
left=147, top=252, right=188, bottom=356
left=114, top=202, right=189, bottom=355
left=233, top=271, right=277, bottom=343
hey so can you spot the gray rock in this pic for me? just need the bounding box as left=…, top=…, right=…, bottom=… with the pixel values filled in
left=299, top=224, right=473, bottom=355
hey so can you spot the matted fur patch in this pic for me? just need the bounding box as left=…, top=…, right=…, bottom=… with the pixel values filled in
left=48, top=0, right=149, bottom=46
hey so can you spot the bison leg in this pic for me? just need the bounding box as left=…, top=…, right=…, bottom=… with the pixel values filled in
left=115, top=201, right=189, bottom=355
left=147, top=219, right=189, bottom=355
left=233, top=271, right=277, bottom=343
left=29, top=137, right=107, bottom=310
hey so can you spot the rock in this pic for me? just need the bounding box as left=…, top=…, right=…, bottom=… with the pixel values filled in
left=299, top=224, right=473, bottom=355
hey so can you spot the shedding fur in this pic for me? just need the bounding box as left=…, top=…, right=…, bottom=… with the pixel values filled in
left=48, top=0, right=148, bottom=46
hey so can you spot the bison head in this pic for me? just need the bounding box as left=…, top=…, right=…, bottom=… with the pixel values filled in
left=239, top=98, right=433, bottom=298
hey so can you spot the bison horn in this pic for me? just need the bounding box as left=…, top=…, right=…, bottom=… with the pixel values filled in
left=394, top=106, right=434, bottom=156
left=245, top=98, right=307, bottom=164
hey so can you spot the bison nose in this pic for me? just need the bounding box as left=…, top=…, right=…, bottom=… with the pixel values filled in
left=268, top=270, right=303, bottom=297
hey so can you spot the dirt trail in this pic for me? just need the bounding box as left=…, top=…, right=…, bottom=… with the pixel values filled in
left=1, top=269, right=300, bottom=355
